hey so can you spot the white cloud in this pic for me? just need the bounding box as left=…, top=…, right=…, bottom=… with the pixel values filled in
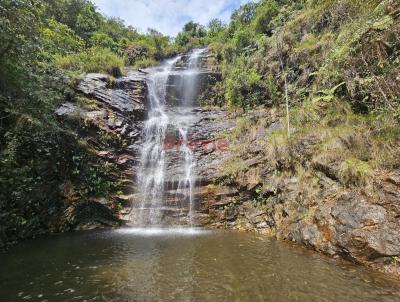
left=92, top=0, right=255, bottom=36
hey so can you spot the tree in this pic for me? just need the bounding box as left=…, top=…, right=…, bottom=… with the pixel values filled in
left=75, top=1, right=101, bottom=41
left=0, top=0, right=42, bottom=60
left=253, top=0, right=279, bottom=35
left=231, top=2, right=259, bottom=24
left=44, top=0, right=101, bottom=42
left=207, top=18, right=225, bottom=38
left=175, top=32, right=190, bottom=47
left=99, top=17, right=138, bottom=42
left=147, top=28, right=170, bottom=59
left=0, top=0, right=43, bottom=95
left=184, top=21, right=206, bottom=38
left=175, top=21, right=206, bottom=48
left=42, top=19, right=85, bottom=56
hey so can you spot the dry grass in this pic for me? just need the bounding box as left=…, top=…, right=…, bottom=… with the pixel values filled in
left=339, top=158, right=373, bottom=187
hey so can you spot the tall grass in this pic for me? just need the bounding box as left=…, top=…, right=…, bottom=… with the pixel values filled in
left=55, top=47, right=125, bottom=77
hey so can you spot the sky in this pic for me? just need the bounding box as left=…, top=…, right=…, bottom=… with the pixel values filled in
left=92, top=0, right=255, bottom=37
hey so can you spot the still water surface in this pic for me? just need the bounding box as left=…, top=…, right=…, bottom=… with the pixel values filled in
left=1, top=229, right=399, bottom=301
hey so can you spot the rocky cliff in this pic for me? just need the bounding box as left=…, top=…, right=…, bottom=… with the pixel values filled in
left=195, top=106, right=400, bottom=277
left=0, top=70, right=150, bottom=247
left=54, top=71, right=148, bottom=231
left=58, top=54, right=400, bottom=278
left=8, top=49, right=398, bottom=279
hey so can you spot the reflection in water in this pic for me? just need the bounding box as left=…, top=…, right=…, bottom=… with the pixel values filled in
left=0, top=230, right=399, bottom=301
left=116, top=227, right=210, bottom=236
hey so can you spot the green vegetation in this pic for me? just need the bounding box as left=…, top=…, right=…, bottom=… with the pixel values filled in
left=204, top=0, right=400, bottom=115
left=339, top=158, right=373, bottom=187
left=0, top=0, right=180, bottom=243
left=1, top=0, right=400, bottom=243
left=1, top=0, right=227, bottom=243
left=55, top=47, right=125, bottom=76
left=212, top=0, right=400, bottom=221
left=176, top=21, right=207, bottom=50
left=224, top=65, right=265, bottom=109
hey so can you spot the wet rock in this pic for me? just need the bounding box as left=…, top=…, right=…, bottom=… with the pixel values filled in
left=65, top=201, right=120, bottom=230
left=166, top=71, right=221, bottom=106
left=193, top=109, right=235, bottom=180
left=51, top=71, right=149, bottom=235
left=77, top=73, right=147, bottom=116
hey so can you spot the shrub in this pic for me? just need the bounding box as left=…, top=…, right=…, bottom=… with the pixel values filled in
left=125, top=42, right=153, bottom=65
left=339, top=158, right=372, bottom=187
left=294, top=33, right=319, bottom=53
left=224, top=66, right=266, bottom=109
left=232, top=28, right=255, bottom=51
left=252, top=0, right=279, bottom=35
left=42, top=19, right=85, bottom=56
left=90, top=32, right=117, bottom=50
left=133, top=58, right=157, bottom=69
left=56, top=47, right=125, bottom=77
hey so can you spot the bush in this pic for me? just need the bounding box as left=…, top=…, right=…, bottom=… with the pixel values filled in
left=42, top=19, right=85, bottom=56
left=224, top=65, right=266, bottom=109
left=56, top=47, right=125, bottom=77
left=90, top=32, right=117, bottom=50
left=232, top=28, right=255, bottom=51
left=339, top=158, right=372, bottom=187
left=253, top=0, right=279, bottom=35
left=125, top=42, right=153, bottom=65
left=133, top=58, right=157, bottom=69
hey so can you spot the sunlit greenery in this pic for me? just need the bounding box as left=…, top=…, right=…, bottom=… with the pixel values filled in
left=1, top=0, right=400, bottom=243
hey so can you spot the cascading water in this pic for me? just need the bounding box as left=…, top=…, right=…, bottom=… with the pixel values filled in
left=134, top=49, right=206, bottom=226
left=136, top=56, right=180, bottom=225
left=175, top=49, right=205, bottom=225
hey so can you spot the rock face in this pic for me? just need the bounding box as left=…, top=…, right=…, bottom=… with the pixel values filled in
left=54, top=71, right=148, bottom=230
left=125, top=51, right=228, bottom=226
left=274, top=174, right=400, bottom=276
left=196, top=107, right=400, bottom=277
left=54, top=55, right=226, bottom=229
left=77, top=72, right=147, bottom=115
left=52, top=55, right=400, bottom=279
left=163, top=107, right=234, bottom=225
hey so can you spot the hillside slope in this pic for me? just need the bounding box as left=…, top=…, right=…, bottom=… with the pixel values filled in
left=200, top=0, right=400, bottom=276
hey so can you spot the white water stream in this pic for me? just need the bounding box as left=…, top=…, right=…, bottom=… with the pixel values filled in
left=135, top=49, right=205, bottom=226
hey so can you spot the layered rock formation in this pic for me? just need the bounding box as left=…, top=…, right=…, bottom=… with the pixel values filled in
left=55, top=71, right=148, bottom=230
left=125, top=51, right=227, bottom=225
left=53, top=52, right=400, bottom=278
left=196, top=107, right=400, bottom=277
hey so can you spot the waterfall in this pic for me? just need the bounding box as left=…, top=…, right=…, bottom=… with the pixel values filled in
left=134, top=49, right=206, bottom=226
left=136, top=56, right=179, bottom=226
left=175, top=49, right=205, bottom=225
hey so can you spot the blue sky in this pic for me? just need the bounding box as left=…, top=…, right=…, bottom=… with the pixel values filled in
left=92, top=0, right=255, bottom=36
